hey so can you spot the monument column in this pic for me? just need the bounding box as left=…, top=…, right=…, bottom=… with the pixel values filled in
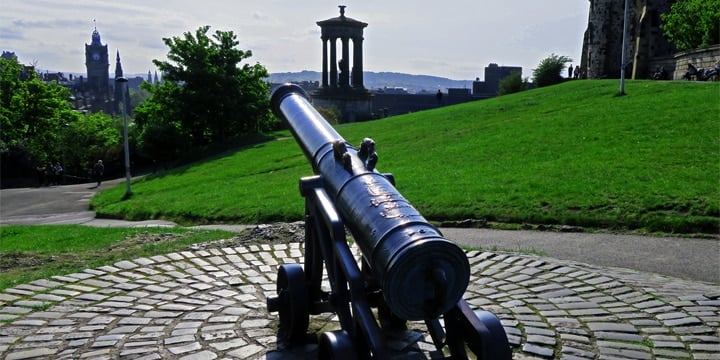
left=340, top=36, right=350, bottom=87
left=352, top=36, right=364, bottom=88
left=330, top=37, right=338, bottom=88
left=321, top=37, right=329, bottom=88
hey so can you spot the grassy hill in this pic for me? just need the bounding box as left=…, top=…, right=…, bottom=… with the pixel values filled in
left=92, top=80, right=720, bottom=234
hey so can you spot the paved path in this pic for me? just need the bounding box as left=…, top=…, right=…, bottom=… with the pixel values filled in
left=1, top=182, right=719, bottom=359
left=0, top=243, right=718, bottom=359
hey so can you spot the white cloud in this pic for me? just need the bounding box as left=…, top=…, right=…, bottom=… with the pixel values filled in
left=2, top=0, right=590, bottom=79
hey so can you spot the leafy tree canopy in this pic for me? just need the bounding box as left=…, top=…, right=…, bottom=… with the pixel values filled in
left=498, top=71, right=529, bottom=96
left=62, top=112, right=123, bottom=176
left=0, top=57, right=80, bottom=164
left=532, top=54, right=572, bottom=88
left=137, top=26, right=273, bottom=147
left=661, top=0, right=720, bottom=50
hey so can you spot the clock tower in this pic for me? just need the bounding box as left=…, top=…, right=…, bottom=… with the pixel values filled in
left=85, top=24, right=110, bottom=107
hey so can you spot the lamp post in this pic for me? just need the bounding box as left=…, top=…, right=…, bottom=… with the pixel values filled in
left=61, top=122, right=69, bottom=185
left=115, top=77, right=132, bottom=198
left=620, top=0, right=629, bottom=95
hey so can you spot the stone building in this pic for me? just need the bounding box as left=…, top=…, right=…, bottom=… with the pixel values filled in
left=473, top=63, right=523, bottom=98
left=85, top=25, right=111, bottom=110
left=77, top=25, right=136, bottom=114
left=113, top=50, right=131, bottom=116
left=580, top=0, right=676, bottom=79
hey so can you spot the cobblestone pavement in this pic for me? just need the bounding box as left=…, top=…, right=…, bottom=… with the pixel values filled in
left=1, top=243, right=718, bottom=360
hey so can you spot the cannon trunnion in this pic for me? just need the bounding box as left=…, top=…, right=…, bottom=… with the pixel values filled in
left=267, top=84, right=511, bottom=359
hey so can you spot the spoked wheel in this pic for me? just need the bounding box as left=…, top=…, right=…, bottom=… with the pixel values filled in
left=275, top=264, right=309, bottom=344
left=318, top=330, right=357, bottom=360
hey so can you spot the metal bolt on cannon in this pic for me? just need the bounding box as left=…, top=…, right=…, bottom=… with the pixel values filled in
left=267, top=84, right=511, bottom=359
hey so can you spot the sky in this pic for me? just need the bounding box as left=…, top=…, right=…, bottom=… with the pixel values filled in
left=1, top=0, right=590, bottom=81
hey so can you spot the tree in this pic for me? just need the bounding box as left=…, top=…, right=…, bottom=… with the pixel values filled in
left=0, top=57, right=81, bottom=165
left=498, top=71, right=529, bottom=95
left=661, top=0, right=720, bottom=50
left=129, top=86, right=151, bottom=109
left=532, top=54, right=572, bottom=88
left=0, top=57, right=25, bottom=152
left=133, top=79, right=187, bottom=164
left=61, top=112, right=123, bottom=177
left=143, top=25, right=273, bottom=146
left=1, top=57, right=130, bottom=185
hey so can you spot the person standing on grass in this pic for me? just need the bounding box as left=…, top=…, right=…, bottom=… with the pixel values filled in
left=92, top=160, right=104, bottom=187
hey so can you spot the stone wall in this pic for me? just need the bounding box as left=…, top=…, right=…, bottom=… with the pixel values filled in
left=581, top=0, right=676, bottom=79
left=670, top=45, right=720, bottom=80
left=645, top=55, right=677, bottom=79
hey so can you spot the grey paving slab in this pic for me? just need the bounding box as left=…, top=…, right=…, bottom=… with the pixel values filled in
left=0, top=243, right=718, bottom=359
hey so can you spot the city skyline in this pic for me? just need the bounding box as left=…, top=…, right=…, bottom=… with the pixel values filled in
left=2, top=1, right=589, bottom=81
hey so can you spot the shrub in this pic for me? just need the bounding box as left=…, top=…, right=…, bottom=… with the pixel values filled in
left=498, top=71, right=529, bottom=95
left=532, top=54, right=572, bottom=88
left=315, top=106, right=341, bottom=125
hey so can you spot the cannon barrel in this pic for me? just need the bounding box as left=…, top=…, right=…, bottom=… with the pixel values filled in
left=270, top=84, right=470, bottom=320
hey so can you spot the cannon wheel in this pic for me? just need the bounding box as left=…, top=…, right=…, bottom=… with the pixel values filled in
left=276, top=264, right=309, bottom=343
left=318, top=330, right=357, bottom=360
left=471, top=310, right=512, bottom=359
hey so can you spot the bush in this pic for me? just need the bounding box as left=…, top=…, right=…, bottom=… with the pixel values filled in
left=137, top=121, right=185, bottom=166
left=315, top=106, right=341, bottom=125
left=532, top=54, right=572, bottom=88
left=498, top=71, right=529, bottom=95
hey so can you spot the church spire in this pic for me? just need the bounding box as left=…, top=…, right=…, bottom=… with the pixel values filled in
left=90, top=19, right=102, bottom=46
left=114, top=50, right=124, bottom=79
left=113, top=50, right=130, bottom=116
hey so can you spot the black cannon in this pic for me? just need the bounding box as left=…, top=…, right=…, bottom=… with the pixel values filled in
left=267, top=84, right=511, bottom=359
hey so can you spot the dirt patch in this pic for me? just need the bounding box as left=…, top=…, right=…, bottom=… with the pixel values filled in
left=188, top=222, right=305, bottom=251
left=0, top=253, right=78, bottom=272
left=109, top=232, right=190, bottom=252
left=0, top=223, right=305, bottom=275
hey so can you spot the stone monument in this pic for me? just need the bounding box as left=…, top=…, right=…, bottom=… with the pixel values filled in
left=313, top=5, right=372, bottom=122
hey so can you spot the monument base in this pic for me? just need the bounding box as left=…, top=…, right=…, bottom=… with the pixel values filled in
left=312, top=87, right=373, bottom=123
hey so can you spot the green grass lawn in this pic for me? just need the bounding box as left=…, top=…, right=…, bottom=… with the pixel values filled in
left=0, top=225, right=235, bottom=291
left=92, top=80, right=720, bottom=234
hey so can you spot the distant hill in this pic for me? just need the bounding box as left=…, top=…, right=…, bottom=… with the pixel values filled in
left=268, top=71, right=474, bottom=94
left=35, top=68, right=473, bottom=94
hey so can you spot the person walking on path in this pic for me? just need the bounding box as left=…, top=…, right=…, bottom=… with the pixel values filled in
left=92, top=160, right=104, bottom=187
left=53, top=162, right=64, bottom=185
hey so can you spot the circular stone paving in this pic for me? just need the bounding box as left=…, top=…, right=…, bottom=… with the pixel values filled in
left=0, top=242, right=718, bottom=359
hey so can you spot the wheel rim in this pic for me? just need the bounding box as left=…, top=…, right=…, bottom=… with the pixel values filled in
left=276, top=264, right=309, bottom=343
left=318, top=330, right=356, bottom=360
